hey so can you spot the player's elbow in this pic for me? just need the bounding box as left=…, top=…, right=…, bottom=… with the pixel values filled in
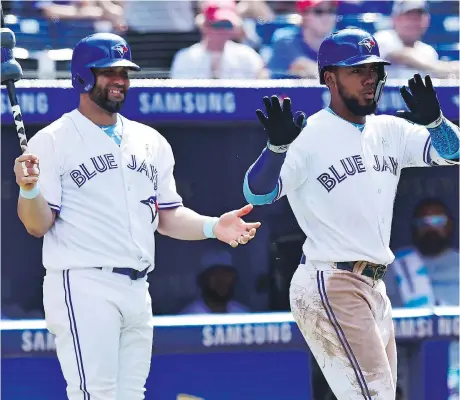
left=243, top=178, right=277, bottom=206
left=243, top=190, right=269, bottom=206
left=21, top=218, right=52, bottom=238
left=19, top=217, right=49, bottom=237
left=18, top=208, right=55, bottom=238
left=26, top=226, right=47, bottom=238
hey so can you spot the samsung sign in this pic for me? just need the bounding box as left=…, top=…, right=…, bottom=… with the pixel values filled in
left=1, top=92, right=49, bottom=115
left=138, top=91, right=236, bottom=114
left=202, top=322, right=292, bottom=347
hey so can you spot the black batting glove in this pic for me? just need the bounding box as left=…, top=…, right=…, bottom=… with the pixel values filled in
left=256, top=96, right=306, bottom=151
left=396, top=74, right=443, bottom=127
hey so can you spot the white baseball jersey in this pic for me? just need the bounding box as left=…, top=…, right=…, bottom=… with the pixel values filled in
left=27, top=109, right=183, bottom=272
left=277, top=109, right=458, bottom=265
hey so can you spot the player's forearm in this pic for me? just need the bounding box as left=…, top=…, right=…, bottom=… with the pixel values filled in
left=427, top=116, right=460, bottom=161
left=243, top=147, right=285, bottom=205
left=18, top=193, right=55, bottom=238
left=157, top=206, right=217, bottom=240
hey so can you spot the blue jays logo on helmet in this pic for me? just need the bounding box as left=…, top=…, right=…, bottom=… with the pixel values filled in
left=112, top=44, right=129, bottom=57
left=141, top=196, right=159, bottom=223
left=358, top=37, right=376, bottom=53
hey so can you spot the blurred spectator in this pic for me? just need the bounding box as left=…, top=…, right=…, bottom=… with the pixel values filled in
left=35, top=0, right=117, bottom=25
left=237, top=0, right=275, bottom=23
left=170, top=0, right=267, bottom=79
left=120, top=0, right=195, bottom=33
left=117, top=0, right=197, bottom=72
left=266, top=0, right=338, bottom=79
left=180, top=250, right=250, bottom=314
left=374, top=0, right=459, bottom=79
left=33, top=1, right=122, bottom=43
left=386, top=198, right=459, bottom=308
left=237, top=0, right=276, bottom=49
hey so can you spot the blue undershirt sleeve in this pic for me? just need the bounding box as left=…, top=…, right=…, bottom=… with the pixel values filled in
left=243, top=147, right=286, bottom=205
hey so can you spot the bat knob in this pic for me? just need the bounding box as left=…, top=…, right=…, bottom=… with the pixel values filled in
left=0, top=28, right=17, bottom=50
left=1, top=58, right=23, bottom=84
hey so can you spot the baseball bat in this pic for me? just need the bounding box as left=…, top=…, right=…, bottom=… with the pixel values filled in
left=1, top=4, right=28, bottom=154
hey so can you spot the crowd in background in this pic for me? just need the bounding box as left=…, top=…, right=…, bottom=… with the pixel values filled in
left=2, top=0, right=459, bottom=79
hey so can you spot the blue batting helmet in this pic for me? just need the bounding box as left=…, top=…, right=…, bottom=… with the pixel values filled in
left=318, top=28, right=391, bottom=102
left=71, top=33, right=140, bottom=93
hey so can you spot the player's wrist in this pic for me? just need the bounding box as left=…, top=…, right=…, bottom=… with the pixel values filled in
left=425, top=112, right=444, bottom=129
left=203, top=216, right=219, bottom=239
left=19, top=182, right=40, bottom=199
left=267, top=141, right=290, bottom=154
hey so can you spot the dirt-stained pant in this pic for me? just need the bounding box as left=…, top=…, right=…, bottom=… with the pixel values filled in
left=290, top=260, right=397, bottom=400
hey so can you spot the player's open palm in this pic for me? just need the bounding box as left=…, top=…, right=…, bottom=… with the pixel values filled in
left=214, top=204, right=261, bottom=248
left=256, top=96, right=306, bottom=147
left=14, top=153, right=40, bottom=191
left=396, top=74, right=442, bottom=126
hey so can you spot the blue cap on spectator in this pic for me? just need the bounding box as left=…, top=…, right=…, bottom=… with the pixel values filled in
left=392, top=0, right=428, bottom=15
left=200, top=249, right=233, bottom=272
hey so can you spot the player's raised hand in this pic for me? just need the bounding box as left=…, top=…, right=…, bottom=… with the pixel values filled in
left=256, top=96, right=306, bottom=148
left=396, top=74, right=442, bottom=127
left=213, top=204, right=261, bottom=248
left=14, top=153, right=40, bottom=191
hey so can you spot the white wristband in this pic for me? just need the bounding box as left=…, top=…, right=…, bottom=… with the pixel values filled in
left=203, top=217, right=219, bottom=239
left=20, top=183, right=40, bottom=199
left=267, top=142, right=290, bottom=153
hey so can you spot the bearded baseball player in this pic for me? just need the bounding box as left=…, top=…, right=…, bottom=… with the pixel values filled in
left=14, top=33, right=260, bottom=400
left=244, top=28, right=459, bottom=399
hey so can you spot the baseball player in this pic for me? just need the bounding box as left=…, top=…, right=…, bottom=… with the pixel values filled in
left=243, top=27, right=459, bottom=399
left=14, top=33, right=260, bottom=400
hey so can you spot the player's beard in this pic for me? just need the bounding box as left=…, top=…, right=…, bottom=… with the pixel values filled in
left=415, top=232, right=450, bottom=256
left=337, top=80, right=377, bottom=116
left=89, top=86, right=126, bottom=114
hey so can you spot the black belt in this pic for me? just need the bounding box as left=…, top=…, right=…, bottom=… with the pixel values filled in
left=300, top=254, right=387, bottom=281
left=96, top=267, right=149, bottom=280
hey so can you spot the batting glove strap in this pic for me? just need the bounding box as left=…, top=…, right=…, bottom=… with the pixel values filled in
left=425, top=112, right=444, bottom=129
left=267, top=142, right=290, bottom=153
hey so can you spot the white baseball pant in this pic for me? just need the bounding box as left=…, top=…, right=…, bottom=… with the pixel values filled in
left=43, top=268, right=153, bottom=400
left=290, top=260, right=397, bottom=400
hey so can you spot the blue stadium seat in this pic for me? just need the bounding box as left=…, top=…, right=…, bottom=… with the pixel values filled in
left=48, top=19, right=96, bottom=49
left=338, top=0, right=393, bottom=15
left=436, top=44, right=460, bottom=61
left=5, top=16, right=55, bottom=51
left=255, top=14, right=300, bottom=46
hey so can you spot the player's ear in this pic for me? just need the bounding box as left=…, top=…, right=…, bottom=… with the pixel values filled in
left=324, top=70, right=336, bottom=89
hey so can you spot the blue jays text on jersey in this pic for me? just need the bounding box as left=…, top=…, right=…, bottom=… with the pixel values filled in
left=317, top=154, right=399, bottom=192
left=70, top=153, right=158, bottom=189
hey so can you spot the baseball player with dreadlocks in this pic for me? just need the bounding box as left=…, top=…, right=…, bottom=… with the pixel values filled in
left=244, top=27, right=459, bottom=399
left=13, top=33, right=260, bottom=400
